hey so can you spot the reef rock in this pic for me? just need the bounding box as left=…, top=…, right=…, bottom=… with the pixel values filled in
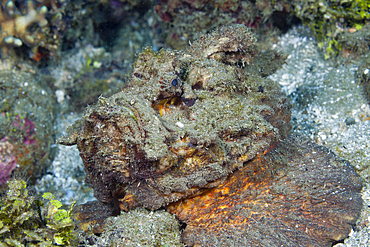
left=0, top=0, right=64, bottom=59
left=0, top=69, right=55, bottom=184
left=59, top=24, right=362, bottom=245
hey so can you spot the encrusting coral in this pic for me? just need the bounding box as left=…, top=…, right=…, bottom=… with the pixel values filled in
left=59, top=24, right=363, bottom=246
left=0, top=0, right=63, bottom=59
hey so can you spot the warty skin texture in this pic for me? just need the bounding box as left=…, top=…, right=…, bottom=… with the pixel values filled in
left=59, top=24, right=363, bottom=246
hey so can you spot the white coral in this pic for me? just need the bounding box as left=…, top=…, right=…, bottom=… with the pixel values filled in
left=0, top=1, right=48, bottom=56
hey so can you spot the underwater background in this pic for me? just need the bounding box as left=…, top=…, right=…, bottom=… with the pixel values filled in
left=0, top=0, right=369, bottom=246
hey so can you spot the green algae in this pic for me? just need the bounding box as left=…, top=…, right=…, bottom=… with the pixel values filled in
left=291, top=0, right=370, bottom=59
left=0, top=179, right=77, bottom=246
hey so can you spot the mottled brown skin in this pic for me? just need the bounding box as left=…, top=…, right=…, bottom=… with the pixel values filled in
left=187, top=24, right=257, bottom=66
left=60, top=25, right=290, bottom=211
left=59, top=25, right=363, bottom=245
left=167, top=135, right=363, bottom=246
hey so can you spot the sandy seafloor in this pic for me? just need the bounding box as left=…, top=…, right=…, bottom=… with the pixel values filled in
left=34, top=25, right=370, bottom=246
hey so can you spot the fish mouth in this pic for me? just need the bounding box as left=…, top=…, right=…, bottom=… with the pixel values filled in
left=152, top=96, right=196, bottom=116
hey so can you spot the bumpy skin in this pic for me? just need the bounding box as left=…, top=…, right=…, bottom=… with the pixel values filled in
left=59, top=25, right=290, bottom=210
left=60, top=25, right=363, bottom=245
left=167, top=135, right=363, bottom=246
left=187, top=24, right=257, bottom=65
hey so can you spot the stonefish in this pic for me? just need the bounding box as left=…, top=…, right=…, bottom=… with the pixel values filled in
left=59, top=25, right=363, bottom=246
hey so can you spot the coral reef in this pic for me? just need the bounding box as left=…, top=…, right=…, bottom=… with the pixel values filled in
left=291, top=0, right=370, bottom=58
left=61, top=0, right=154, bottom=51
left=0, top=0, right=65, bottom=60
left=153, top=0, right=369, bottom=57
left=0, top=178, right=76, bottom=246
left=153, top=0, right=287, bottom=50
left=0, top=69, right=56, bottom=184
left=44, top=45, right=126, bottom=112
left=34, top=113, right=95, bottom=206
left=0, top=0, right=367, bottom=244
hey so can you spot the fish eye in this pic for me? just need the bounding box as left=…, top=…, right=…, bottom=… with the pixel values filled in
left=171, top=79, right=179, bottom=86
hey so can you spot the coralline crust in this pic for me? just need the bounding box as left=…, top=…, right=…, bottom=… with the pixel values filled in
left=167, top=135, right=363, bottom=246
left=59, top=24, right=290, bottom=211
